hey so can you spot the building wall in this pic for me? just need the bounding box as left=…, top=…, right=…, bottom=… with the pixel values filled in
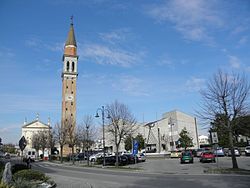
left=21, top=120, right=50, bottom=150
left=103, top=110, right=199, bottom=153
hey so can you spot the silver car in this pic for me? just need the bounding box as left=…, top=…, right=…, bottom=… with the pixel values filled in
left=227, top=148, right=240, bottom=156
left=245, top=146, right=250, bottom=156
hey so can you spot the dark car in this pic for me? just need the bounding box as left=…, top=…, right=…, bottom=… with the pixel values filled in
left=180, top=151, right=193, bottom=164
left=74, top=152, right=88, bottom=161
left=97, top=155, right=128, bottom=166
left=122, top=154, right=136, bottom=164
left=200, top=151, right=215, bottom=163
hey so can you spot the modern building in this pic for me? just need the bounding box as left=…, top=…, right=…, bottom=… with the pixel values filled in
left=103, top=110, right=199, bottom=154
left=61, top=18, right=79, bottom=155
left=141, top=110, right=199, bottom=153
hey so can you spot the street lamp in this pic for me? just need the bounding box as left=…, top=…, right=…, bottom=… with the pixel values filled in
left=86, top=124, right=90, bottom=166
left=168, top=117, right=174, bottom=151
left=95, top=106, right=111, bottom=166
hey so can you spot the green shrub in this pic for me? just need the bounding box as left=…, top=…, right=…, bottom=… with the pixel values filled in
left=0, top=180, right=15, bottom=188
left=11, top=178, right=34, bottom=188
left=11, top=164, right=29, bottom=174
left=13, top=169, right=48, bottom=182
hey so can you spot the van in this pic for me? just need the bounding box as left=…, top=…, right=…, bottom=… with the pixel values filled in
left=24, top=149, right=36, bottom=162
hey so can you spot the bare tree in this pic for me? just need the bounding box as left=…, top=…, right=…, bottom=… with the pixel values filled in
left=65, top=118, right=80, bottom=164
left=32, top=133, right=41, bottom=159
left=79, top=115, right=96, bottom=165
left=40, top=130, right=50, bottom=158
left=106, top=100, right=137, bottom=167
left=198, top=70, right=250, bottom=169
left=53, top=122, right=67, bottom=163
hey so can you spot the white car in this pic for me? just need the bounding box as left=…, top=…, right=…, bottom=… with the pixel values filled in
left=137, top=153, right=146, bottom=162
left=89, top=153, right=103, bottom=162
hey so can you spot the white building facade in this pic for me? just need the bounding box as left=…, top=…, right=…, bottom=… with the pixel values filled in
left=21, top=115, right=51, bottom=157
left=104, top=110, right=199, bottom=154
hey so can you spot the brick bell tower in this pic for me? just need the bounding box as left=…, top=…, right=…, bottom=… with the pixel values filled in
left=61, top=17, right=78, bottom=155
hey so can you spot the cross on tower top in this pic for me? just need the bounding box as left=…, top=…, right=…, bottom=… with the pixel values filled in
left=70, top=15, right=74, bottom=25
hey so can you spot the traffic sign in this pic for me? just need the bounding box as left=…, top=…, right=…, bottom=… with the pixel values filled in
left=211, top=132, right=218, bottom=144
left=19, top=136, right=27, bottom=151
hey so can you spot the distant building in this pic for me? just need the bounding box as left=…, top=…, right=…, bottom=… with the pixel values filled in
left=21, top=114, right=51, bottom=154
left=199, top=135, right=209, bottom=146
left=104, top=110, right=199, bottom=153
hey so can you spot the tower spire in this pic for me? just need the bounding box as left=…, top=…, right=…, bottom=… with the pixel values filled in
left=65, top=16, right=77, bottom=47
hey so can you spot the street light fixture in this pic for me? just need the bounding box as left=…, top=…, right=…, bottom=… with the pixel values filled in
left=95, top=106, right=111, bottom=166
left=86, top=124, right=90, bottom=166
left=168, top=117, right=174, bottom=151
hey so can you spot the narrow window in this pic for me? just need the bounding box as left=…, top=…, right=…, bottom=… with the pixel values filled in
left=71, top=102, right=73, bottom=106
left=66, top=61, right=70, bottom=71
left=72, top=62, right=75, bottom=72
left=71, top=91, right=73, bottom=94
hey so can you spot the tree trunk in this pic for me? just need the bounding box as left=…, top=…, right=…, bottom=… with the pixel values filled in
left=72, top=146, right=75, bottom=165
left=60, top=145, right=63, bottom=163
left=115, top=144, right=119, bottom=168
left=228, top=121, right=238, bottom=169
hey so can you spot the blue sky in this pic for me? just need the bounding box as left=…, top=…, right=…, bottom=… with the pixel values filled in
left=1, top=0, right=250, bottom=144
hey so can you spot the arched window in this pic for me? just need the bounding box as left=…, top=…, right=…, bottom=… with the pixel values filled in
left=72, top=62, right=75, bottom=72
left=66, top=61, right=70, bottom=71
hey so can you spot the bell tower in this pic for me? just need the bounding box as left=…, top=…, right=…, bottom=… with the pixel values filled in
left=61, top=17, right=78, bottom=155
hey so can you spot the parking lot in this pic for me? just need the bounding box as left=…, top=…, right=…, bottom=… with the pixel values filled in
left=129, top=156, right=250, bottom=175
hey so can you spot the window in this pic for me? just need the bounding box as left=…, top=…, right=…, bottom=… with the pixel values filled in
left=71, top=91, right=73, bottom=94
left=71, top=102, right=73, bottom=106
left=66, top=108, right=68, bottom=111
left=66, top=86, right=68, bottom=89
left=72, top=62, right=75, bottom=72
left=66, top=61, right=69, bottom=71
left=72, top=81, right=74, bottom=84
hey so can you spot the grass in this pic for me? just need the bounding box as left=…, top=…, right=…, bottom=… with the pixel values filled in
left=204, top=168, right=250, bottom=175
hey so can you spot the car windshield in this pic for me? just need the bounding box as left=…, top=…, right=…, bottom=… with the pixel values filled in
left=204, top=152, right=213, bottom=155
left=246, top=147, right=250, bottom=149
left=182, top=151, right=192, bottom=156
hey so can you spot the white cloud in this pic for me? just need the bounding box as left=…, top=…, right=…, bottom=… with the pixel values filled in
left=228, top=55, right=241, bottom=69
left=99, top=28, right=131, bottom=44
left=145, top=0, right=223, bottom=44
left=81, top=43, right=142, bottom=67
left=185, top=77, right=205, bottom=92
left=238, top=36, right=248, bottom=45
left=112, top=75, right=150, bottom=96
left=25, top=37, right=63, bottom=52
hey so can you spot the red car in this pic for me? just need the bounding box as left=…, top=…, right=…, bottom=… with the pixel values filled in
left=200, top=151, right=216, bottom=163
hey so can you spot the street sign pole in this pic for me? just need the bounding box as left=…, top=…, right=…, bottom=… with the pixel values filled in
left=211, top=132, right=219, bottom=168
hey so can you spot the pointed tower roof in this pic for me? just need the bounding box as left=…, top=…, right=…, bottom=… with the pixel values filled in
left=65, top=20, right=77, bottom=47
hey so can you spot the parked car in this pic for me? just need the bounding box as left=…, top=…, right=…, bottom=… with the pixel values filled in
left=89, top=153, right=103, bottom=162
left=200, top=151, right=215, bottom=163
left=196, top=149, right=204, bottom=157
left=245, top=146, right=250, bottom=156
left=180, top=151, right=193, bottom=164
left=97, top=155, right=128, bottom=166
left=170, top=150, right=182, bottom=158
left=227, top=148, right=241, bottom=156
left=137, top=153, right=146, bottom=162
left=74, top=152, right=88, bottom=161
left=4, top=153, right=11, bottom=159
left=213, top=147, right=225, bottom=157
left=122, top=154, right=136, bottom=164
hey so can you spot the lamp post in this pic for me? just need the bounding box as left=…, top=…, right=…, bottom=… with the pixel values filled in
left=168, top=117, right=174, bottom=151
left=95, top=106, right=110, bottom=166
left=86, top=124, right=89, bottom=166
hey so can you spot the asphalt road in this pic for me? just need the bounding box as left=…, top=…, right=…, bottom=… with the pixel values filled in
left=31, top=157, right=250, bottom=188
